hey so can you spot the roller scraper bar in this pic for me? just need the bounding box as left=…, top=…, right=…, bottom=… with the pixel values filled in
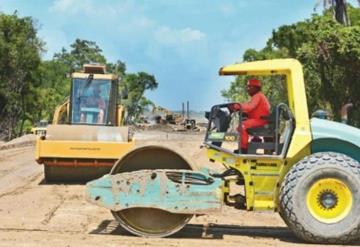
left=85, top=169, right=224, bottom=214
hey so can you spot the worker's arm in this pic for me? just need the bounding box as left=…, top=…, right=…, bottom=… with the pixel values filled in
left=98, top=98, right=106, bottom=110
left=241, top=94, right=261, bottom=113
left=229, top=94, right=261, bottom=113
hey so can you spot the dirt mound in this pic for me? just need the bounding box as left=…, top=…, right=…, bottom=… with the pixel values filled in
left=132, top=123, right=177, bottom=132
left=0, top=134, right=36, bottom=151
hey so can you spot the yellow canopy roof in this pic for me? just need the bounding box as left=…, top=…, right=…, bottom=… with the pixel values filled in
left=72, top=72, right=117, bottom=80
left=219, top=58, right=302, bottom=76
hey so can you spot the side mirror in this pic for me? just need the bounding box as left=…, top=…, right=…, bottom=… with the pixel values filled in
left=205, top=111, right=210, bottom=120
left=121, top=85, right=128, bottom=100
left=312, top=109, right=329, bottom=120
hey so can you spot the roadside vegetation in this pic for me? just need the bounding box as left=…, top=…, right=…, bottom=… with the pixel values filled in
left=222, top=5, right=360, bottom=126
left=0, top=13, right=157, bottom=140
left=1, top=3, right=359, bottom=140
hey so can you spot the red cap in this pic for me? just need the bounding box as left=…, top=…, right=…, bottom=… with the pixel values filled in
left=247, top=78, right=261, bottom=88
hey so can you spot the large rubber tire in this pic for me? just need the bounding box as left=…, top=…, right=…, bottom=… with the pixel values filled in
left=279, top=152, right=360, bottom=244
left=110, top=146, right=194, bottom=237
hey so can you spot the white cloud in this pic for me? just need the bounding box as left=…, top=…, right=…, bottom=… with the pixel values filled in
left=154, top=26, right=205, bottom=45
left=49, top=0, right=142, bottom=17
left=219, top=3, right=236, bottom=16
left=50, top=0, right=93, bottom=14
left=49, top=0, right=204, bottom=47
left=180, top=28, right=205, bottom=42
left=136, top=17, right=155, bottom=28
left=51, top=0, right=74, bottom=12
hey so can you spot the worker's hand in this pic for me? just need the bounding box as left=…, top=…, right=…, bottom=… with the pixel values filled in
left=228, top=103, right=242, bottom=112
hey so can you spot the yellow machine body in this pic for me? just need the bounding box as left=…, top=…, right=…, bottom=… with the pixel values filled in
left=85, top=59, right=360, bottom=243
left=35, top=64, right=134, bottom=182
left=207, top=59, right=312, bottom=211
left=35, top=125, right=134, bottom=166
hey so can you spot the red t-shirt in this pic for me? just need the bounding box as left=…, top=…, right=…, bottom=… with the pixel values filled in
left=241, top=92, right=270, bottom=119
left=84, top=96, right=105, bottom=110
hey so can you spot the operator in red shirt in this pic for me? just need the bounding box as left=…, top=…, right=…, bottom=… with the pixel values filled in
left=80, top=85, right=106, bottom=124
left=230, top=78, right=270, bottom=154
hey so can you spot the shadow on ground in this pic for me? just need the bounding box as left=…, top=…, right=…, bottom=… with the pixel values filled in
left=89, top=220, right=301, bottom=243
left=38, top=178, right=86, bottom=185
left=90, top=220, right=360, bottom=245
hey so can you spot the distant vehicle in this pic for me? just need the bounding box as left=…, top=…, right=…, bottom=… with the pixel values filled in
left=35, top=64, right=134, bottom=183
left=312, top=109, right=330, bottom=120
left=31, top=120, right=48, bottom=136
left=312, top=103, right=354, bottom=126
left=151, top=105, right=183, bottom=124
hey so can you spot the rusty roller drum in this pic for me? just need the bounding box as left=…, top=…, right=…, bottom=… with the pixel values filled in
left=110, top=146, right=194, bottom=237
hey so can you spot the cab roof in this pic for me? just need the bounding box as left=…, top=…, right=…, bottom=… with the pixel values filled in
left=71, top=64, right=117, bottom=80
left=219, top=58, right=302, bottom=76
left=71, top=72, right=117, bottom=80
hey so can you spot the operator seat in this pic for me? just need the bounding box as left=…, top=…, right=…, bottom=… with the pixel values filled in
left=246, top=103, right=290, bottom=155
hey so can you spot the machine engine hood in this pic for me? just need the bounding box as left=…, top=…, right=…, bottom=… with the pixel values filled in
left=311, top=118, right=360, bottom=146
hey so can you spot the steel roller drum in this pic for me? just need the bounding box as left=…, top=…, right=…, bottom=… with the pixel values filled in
left=110, top=145, right=194, bottom=237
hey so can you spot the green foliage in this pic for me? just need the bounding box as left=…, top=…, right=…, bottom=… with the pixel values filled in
left=221, top=75, right=287, bottom=109
left=52, top=40, right=158, bottom=124
left=53, top=39, right=106, bottom=72
left=107, top=60, right=126, bottom=77
left=347, top=4, right=360, bottom=25
left=298, top=17, right=360, bottom=122
left=29, top=38, right=110, bottom=127
left=0, top=13, right=158, bottom=140
left=31, top=60, right=70, bottom=122
left=122, top=72, right=158, bottom=123
left=222, top=7, right=360, bottom=126
left=0, top=12, right=44, bottom=139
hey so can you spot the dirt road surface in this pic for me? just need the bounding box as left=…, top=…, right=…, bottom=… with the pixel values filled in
left=0, top=132, right=356, bottom=247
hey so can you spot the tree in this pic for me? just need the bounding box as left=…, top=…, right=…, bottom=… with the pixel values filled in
left=0, top=12, right=44, bottom=139
left=314, top=0, right=360, bottom=25
left=45, top=40, right=157, bottom=126
left=107, top=60, right=127, bottom=101
left=222, top=8, right=360, bottom=126
left=53, top=39, right=106, bottom=72
left=0, top=25, right=158, bottom=140
left=123, top=72, right=158, bottom=123
left=221, top=47, right=289, bottom=107
left=315, top=0, right=349, bottom=25
left=298, top=17, right=360, bottom=123
left=107, top=60, right=126, bottom=77
left=30, top=60, right=70, bottom=123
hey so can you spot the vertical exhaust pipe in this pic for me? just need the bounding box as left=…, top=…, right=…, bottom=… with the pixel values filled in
left=341, top=103, right=353, bottom=124
left=182, top=102, right=185, bottom=118
left=187, top=101, right=190, bottom=119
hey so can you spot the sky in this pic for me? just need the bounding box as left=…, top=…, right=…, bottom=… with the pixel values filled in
left=0, top=0, right=322, bottom=111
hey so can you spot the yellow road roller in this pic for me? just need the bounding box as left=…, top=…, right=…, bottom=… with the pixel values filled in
left=86, top=59, right=360, bottom=244
left=35, top=64, right=135, bottom=182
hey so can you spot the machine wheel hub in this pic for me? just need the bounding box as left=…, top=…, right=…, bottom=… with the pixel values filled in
left=318, top=190, right=338, bottom=210
left=306, top=178, right=353, bottom=223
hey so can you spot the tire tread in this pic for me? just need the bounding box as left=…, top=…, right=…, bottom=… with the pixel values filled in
left=279, top=152, right=360, bottom=244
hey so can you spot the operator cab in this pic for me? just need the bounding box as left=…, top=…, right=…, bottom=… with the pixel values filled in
left=204, top=103, right=294, bottom=157
left=204, top=62, right=298, bottom=158
left=69, top=65, right=118, bottom=126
